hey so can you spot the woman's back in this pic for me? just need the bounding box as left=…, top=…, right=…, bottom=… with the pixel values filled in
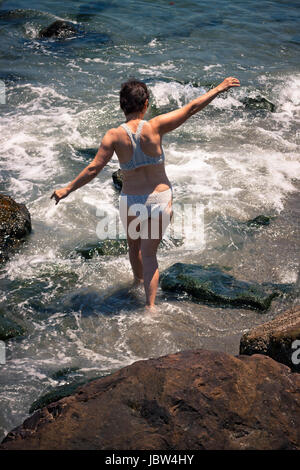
left=113, top=119, right=172, bottom=195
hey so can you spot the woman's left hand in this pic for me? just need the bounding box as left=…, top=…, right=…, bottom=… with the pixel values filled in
left=50, top=187, right=71, bottom=205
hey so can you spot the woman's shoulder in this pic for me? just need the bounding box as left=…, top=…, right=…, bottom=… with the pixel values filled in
left=145, top=117, right=161, bottom=133
left=106, top=126, right=124, bottom=139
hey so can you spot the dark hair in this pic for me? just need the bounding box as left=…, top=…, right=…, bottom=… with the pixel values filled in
left=120, top=79, right=150, bottom=115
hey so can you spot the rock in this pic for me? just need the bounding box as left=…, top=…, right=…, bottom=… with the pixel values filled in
left=50, top=367, right=80, bottom=380
left=74, top=147, right=98, bottom=161
left=159, top=262, right=280, bottom=311
left=29, top=380, right=94, bottom=415
left=75, top=237, right=183, bottom=260
left=1, top=349, right=299, bottom=450
left=0, top=194, right=31, bottom=263
left=75, top=239, right=128, bottom=259
left=242, top=96, right=275, bottom=112
left=29, top=369, right=100, bottom=415
left=246, top=214, right=273, bottom=226
left=0, top=315, right=25, bottom=341
left=112, top=169, right=123, bottom=191
left=38, top=20, right=78, bottom=39
left=240, top=306, right=300, bottom=372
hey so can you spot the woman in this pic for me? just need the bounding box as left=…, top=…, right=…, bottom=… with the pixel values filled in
left=51, top=76, right=240, bottom=309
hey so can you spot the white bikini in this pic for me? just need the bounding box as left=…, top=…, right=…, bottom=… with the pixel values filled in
left=118, top=120, right=173, bottom=234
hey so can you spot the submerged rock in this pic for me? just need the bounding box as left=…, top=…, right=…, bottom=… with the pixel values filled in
left=75, top=239, right=128, bottom=259
left=38, top=20, right=79, bottom=39
left=159, top=263, right=281, bottom=311
left=240, top=305, right=300, bottom=372
left=0, top=194, right=31, bottom=263
left=242, top=96, right=275, bottom=112
left=50, top=367, right=80, bottom=380
left=75, top=237, right=183, bottom=259
left=1, top=349, right=299, bottom=450
left=0, top=315, right=25, bottom=341
left=246, top=214, right=273, bottom=227
left=112, top=169, right=123, bottom=191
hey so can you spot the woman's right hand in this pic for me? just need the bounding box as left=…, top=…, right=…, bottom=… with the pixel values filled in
left=50, top=187, right=71, bottom=205
left=217, top=77, right=240, bottom=93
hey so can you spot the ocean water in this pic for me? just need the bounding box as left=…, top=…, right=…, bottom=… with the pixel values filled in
left=0, top=0, right=299, bottom=440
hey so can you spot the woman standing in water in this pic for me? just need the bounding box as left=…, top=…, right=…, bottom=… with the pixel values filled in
left=51, top=76, right=240, bottom=309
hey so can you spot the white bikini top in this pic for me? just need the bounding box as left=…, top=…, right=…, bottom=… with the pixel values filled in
left=119, top=120, right=165, bottom=170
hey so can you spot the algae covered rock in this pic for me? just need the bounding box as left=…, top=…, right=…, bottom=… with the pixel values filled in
left=29, top=382, right=86, bottom=414
left=29, top=373, right=101, bottom=414
left=159, top=262, right=281, bottom=311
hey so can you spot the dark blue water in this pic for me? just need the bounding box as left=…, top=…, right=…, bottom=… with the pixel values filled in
left=0, top=0, right=299, bottom=440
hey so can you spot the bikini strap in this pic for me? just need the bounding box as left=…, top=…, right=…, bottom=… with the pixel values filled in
left=136, top=120, right=146, bottom=141
left=121, top=123, right=136, bottom=148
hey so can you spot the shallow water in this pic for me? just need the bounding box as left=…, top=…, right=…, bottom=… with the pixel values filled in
left=0, top=0, right=299, bottom=440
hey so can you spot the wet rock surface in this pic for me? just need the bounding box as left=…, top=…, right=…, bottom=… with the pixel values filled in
left=159, top=262, right=285, bottom=311
left=241, top=96, right=275, bottom=112
left=0, top=194, right=31, bottom=263
left=29, top=378, right=97, bottom=415
left=75, top=237, right=183, bottom=259
left=75, top=239, right=128, bottom=259
left=38, top=20, right=79, bottom=39
left=112, top=169, right=123, bottom=192
left=240, top=305, right=300, bottom=371
left=1, top=349, right=299, bottom=450
left=246, top=214, right=273, bottom=226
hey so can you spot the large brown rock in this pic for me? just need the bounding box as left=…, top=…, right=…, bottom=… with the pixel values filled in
left=1, top=349, right=299, bottom=450
left=0, top=193, right=31, bottom=262
left=240, top=306, right=300, bottom=372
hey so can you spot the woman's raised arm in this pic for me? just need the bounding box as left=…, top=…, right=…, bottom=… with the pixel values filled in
left=151, top=77, right=240, bottom=135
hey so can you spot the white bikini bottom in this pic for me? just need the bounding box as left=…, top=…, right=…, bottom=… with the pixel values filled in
left=119, top=187, right=173, bottom=238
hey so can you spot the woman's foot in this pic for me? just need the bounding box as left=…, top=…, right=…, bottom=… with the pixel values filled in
left=145, top=303, right=158, bottom=314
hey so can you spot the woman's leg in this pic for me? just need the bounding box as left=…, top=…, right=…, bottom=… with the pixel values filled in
left=127, top=231, right=143, bottom=285
left=120, top=196, right=143, bottom=285
left=120, top=192, right=173, bottom=304
left=140, top=200, right=173, bottom=308
left=125, top=213, right=144, bottom=285
left=140, top=228, right=161, bottom=307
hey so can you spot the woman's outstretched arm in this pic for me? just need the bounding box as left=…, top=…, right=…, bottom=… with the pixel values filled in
left=151, top=77, right=240, bottom=135
left=51, top=129, right=115, bottom=205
